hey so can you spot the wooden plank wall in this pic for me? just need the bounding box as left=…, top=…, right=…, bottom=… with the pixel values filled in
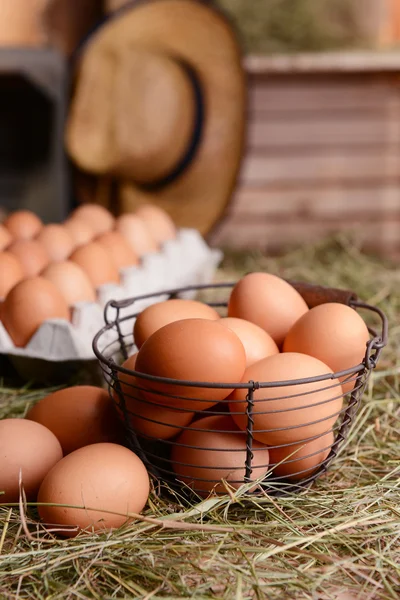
left=210, top=67, right=400, bottom=259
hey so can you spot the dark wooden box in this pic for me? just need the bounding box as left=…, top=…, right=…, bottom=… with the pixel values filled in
left=0, top=48, right=68, bottom=222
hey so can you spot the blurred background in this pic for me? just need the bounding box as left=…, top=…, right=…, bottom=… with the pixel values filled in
left=1, top=0, right=400, bottom=258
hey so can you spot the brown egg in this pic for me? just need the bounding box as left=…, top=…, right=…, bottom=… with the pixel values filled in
left=115, top=353, right=194, bottom=440
left=116, top=213, right=159, bottom=256
left=3, top=210, right=42, bottom=240
left=0, top=223, right=12, bottom=250
left=8, top=239, right=49, bottom=276
left=36, top=224, right=75, bottom=262
left=41, top=261, right=96, bottom=306
left=0, top=251, right=25, bottom=298
left=26, top=386, right=123, bottom=454
left=268, top=430, right=334, bottom=481
left=70, top=242, right=120, bottom=287
left=136, top=318, right=246, bottom=410
left=64, top=218, right=95, bottom=246
left=219, top=317, right=279, bottom=367
left=283, top=303, right=371, bottom=393
left=2, top=277, right=70, bottom=347
left=134, top=299, right=221, bottom=348
left=229, top=352, right=343, bottom=446
left=96, top=231, right=139, bottom=269
left=38, top=443, right=150, bottom=536
left=228, top=273, right=309, bottom=347
left=71, top=203, right=114, bottom=235
left=171, top=414, right=270, bottom=496
left=0, top=419, right=63, bottom=502
left=135, top=204, right=176, bottom=245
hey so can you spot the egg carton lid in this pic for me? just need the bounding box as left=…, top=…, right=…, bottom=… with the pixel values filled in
left=0, top=229, right=222, bottom=366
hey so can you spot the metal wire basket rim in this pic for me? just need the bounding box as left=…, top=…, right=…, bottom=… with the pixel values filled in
left=101, top=280, right=356, bottom=314
left=100, top=357, right=367, bottom=391
left=99, top=299, right=380, bottom=332
left=96, top=281, right=387, bottom=358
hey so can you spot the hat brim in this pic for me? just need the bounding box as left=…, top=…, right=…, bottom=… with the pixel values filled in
left=70, top=0, right=247, bottom=236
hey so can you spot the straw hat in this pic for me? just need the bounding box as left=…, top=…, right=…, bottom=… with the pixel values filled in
left=66, top=0, right=246, bottom=235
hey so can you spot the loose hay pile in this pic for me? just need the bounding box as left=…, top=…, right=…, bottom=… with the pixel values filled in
left=0, top=235, right=399, bottom=600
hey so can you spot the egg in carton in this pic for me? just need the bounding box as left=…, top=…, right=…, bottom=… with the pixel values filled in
left=0, top=229, right=222, bottom=383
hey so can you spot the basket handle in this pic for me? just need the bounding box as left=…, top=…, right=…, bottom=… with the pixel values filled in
left=287, top=280, right=358, bottom=308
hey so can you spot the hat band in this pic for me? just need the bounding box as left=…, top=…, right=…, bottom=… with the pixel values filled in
left=137, top=59, right=204, bottom=191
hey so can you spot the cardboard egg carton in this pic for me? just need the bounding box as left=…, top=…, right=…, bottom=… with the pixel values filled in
left=0, top=229, right=222, bottom=381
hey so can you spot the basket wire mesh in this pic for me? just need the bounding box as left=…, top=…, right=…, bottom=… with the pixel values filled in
left=93, top=281, right=388, bottom=497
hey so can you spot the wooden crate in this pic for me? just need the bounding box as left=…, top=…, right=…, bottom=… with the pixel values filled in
left=210, top=52, right=400, bottom=259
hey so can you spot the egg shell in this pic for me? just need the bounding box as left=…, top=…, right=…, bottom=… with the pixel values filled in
left=8, top=239, right=49, bottom=276
left=228, top=273, right=309, bottom=347
left=135, top=204, right=176, bottom=245
left=268, top=430, right=334, bottom=481
left=72, top=204, right=114, bottom=235
left=37, top=443, right=150, bottom=536
left=0, top=251, right=25, bottom=298
left=70, top=241, right=120, bottom=287
left=171, top=414, right=270, bottom=495
left=36, top=224, right=75, bottom=262
left=26, top=386, right=123, bottom=454
left=116, top=213, right=159, bottom=256
left=283, top=303, right=371, bottom=393
left=41, top=261, right=96, bottom=306
left=0, top=223, right=12, bottom=250
left=0, top=419, right=63, bottom=502
left=219, top=317, right=279, bottom=367
left=135, top=318, right=247, bottom=410
left=115, top=353, right=194, bottom=440
left=96, top=230, right=139, bottom=269
left=133, top=299, right=220, bottom=348
left=229, top=352, right=343, bottom=445
left=64, top=218, right=95, bottom=246
left=1, top=277, right=70, bottom=347
left=3, top=210, right=42, bottom=240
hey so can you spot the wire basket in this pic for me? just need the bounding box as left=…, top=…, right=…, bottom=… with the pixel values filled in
left=93, top=281, right=388, bottom=497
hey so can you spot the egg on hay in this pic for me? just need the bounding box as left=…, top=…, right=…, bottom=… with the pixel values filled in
left=37, top=443, right=150, bottom=536
left=0, top=419, right=63, bottom=502
left=26, top=386, right=124, bottom=455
